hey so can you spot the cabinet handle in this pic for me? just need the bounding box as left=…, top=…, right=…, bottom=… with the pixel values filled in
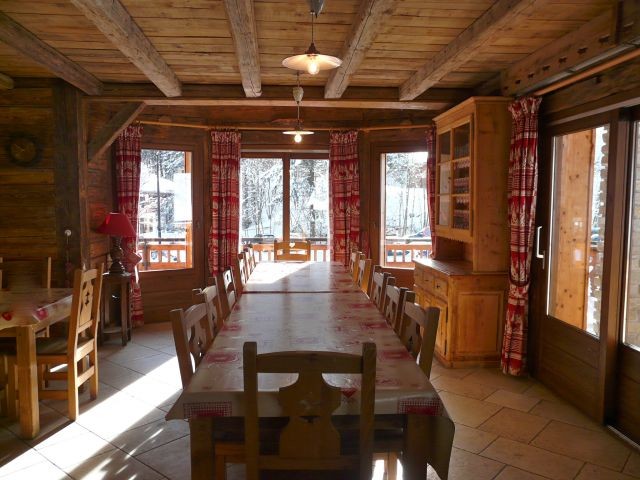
left=536, top=226, right=545, bottom=269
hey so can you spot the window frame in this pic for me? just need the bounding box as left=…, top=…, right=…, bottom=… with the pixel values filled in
left=240, top=151, right=330, bottom=245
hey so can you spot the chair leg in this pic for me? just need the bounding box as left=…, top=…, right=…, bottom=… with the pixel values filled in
left=214, top=454, right=227, bottom=480
left=387, top=452, right=398, bottom=480
left=67, top=359, right=79, bottom=421
left=89, top=351, right=98, bottom=400
left=6, top=359, right=17, bottom=420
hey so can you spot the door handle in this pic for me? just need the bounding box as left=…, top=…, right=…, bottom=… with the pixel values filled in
left=536, top=226, right=545, bottom=268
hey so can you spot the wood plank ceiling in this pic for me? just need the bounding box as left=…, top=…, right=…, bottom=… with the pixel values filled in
left=0, top=0, right=618, bottom=106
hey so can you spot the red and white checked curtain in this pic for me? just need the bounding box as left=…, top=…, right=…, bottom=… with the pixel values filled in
left=208, top=131, right=241, bottom=276
left=329, top=131, right=360, bottom=265
left=426, top=125, right=438, bottom=258
left=501, top=96, right=542, bottom=376
left=115, top=124, right=144, bottom=327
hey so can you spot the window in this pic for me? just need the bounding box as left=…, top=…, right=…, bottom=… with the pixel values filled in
left=624, top=120, right=640, bottom=350
left=137, top=149, right=193, bottom=271
left=382, top=151, right=430, bottom=266
left=240, top=155, right=329, bottom=261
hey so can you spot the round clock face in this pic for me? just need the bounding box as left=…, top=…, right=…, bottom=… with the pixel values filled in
left=7, top=136, right=40, bottom=167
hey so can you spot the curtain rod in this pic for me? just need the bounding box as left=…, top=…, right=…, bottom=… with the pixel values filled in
left=138, top=120, right=433, bottom=132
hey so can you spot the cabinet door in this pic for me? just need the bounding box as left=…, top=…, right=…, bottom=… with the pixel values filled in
left=425, top=294, right=448, bottom=359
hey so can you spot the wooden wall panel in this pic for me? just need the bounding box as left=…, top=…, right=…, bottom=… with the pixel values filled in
left=0, top=82, right=59, bottom=270
left=615, top=345, right=640, bottom=442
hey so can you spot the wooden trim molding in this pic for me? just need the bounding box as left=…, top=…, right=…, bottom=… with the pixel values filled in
left=0, top=12, right=102, bottom=95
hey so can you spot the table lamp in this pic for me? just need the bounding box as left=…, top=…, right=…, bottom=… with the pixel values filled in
left=97, top=212, right=136, bottom=275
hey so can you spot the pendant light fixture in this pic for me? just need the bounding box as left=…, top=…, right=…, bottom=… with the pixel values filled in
left=283, top=73, right=314, bottom=143
left=282, top=0, right=341, bottom=75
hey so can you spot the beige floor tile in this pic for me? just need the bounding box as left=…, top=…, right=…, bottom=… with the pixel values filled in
left=576, top=464, right=639, bottom=480
left=481, top=437, right=583, bottom=479
left=103, top=343, right=166, bottom=365
left=624, top=452, right=640, bottom=477
left=522, top=383, right=561, bottom=402
left=36, top=430, right=116, bottom=469
left=226, top=463, right=246, bottom=480
left=135, top=435, right=190, bottom=480
left=7, top=403, right=70, bottom=441
left=484, top=389, right=541, bottom=412
left=530, top=400, right=601, bottom=431
left=98, top=360, right=145, bottom=390
left=494, top=466, right=549, bottom=479
left=113, top=418, right=189, bottom=456
left=479, top=408, right=549, bottom=444
left=430, top=363, right=475, bottom=380
left=532, top=421, right=631, bottom=471
left=118, top=376, right=182, bottom=409
left=31, top=422, right=93, bottom=450
left=463, top=369, right=532, bottom=394
left=64, top=448, right=164, bottom=480
left=438, top=392, right=502, bottom=428
left=0, top=459, right=71, bottom=479
left=0, top=431, right=49, bottom=478
left=119, top=352, right=177, bottom=375
left=447, top=447, right=504, bottom=480
left=431, top=375, right=496, bottom=400
left=452, top=424, right=497, bottom=454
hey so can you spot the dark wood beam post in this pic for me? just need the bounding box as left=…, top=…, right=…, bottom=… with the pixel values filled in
left=222, top=0, right=262, bottom=98
left=0, top=72, right=14, bottom=90
left=324, top=0, right=397, bottom=99
left=0, top=12, right=102, bottom=95
left=70, top=0, right=182, bottom=97
left=88, top=102, right=146, bottom=161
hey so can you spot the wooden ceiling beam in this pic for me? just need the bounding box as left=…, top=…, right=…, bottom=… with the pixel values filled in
left=69, top=0, right=182, bottom=97
left=499, top=7, right=640, bottom=97
left=222, top=0, right=262, bottom=98
left=324, top=0, right=397, bottom=99
left=399, top=0, right=536, bottom=101
left=88, top=102, right=146, bottom=161
left=0, top=12, right=102, bottom=95
left=87, top=84, right=470, bottom=111
left=0, top=72, right=14, bottom=89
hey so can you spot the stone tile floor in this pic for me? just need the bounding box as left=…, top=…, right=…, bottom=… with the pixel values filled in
left=0, top=322, right=638, bottom=479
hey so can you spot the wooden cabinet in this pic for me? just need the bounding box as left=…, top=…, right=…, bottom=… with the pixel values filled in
left=414, top=259, right=508, bottom=367
left=415, top=97, right=511, bottom=367
left=434, top=97, right=511, bottom=273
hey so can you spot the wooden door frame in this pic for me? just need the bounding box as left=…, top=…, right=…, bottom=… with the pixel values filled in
left=137, top=139, right=206, bottom=290
left=532, top=109, right=629, bottom=423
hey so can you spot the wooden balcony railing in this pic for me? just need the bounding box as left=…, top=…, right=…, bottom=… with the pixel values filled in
left=250, top=243, right=330, bottom=262
left=138, top=239, right=191, bottom=271
left=384, top=242, right=431, bottom=268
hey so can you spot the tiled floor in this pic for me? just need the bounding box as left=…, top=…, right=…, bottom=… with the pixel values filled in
left=1, top=322, right=638, bottom=480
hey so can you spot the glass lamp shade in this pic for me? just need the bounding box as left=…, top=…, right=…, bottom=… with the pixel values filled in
left=282, top=43, right=341, bottom=75
left=97, top=212, right=136, bottom=238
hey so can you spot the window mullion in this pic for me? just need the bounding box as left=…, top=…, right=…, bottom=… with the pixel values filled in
left=283, top=154, right=291, bottom=242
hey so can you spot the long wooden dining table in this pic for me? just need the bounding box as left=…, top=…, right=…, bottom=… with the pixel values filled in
left=0, top=288, right=73, bottom=438
left=167, top=262, right=454, bottom=479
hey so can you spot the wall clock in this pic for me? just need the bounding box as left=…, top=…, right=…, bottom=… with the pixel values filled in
left=6, top=135, right=41, bottom=167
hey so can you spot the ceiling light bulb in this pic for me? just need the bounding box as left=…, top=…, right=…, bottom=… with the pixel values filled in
left=307, top=56, right=320, bottom=75
left=294, top=133, right=303, bottom=143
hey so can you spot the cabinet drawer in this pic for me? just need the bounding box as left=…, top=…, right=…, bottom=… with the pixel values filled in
left=432, top=277, right=448, bottom=298
left=418, top=269, right=434, bottom=290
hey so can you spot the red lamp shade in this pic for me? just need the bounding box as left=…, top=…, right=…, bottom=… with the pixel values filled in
left=97, top=213, right=136, bottom=238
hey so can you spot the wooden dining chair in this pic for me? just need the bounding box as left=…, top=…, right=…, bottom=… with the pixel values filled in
left=357, top=257, right=372, bottom=296
left=244, top=247, right=256, bottom=275
left=0, top=256, right=52, bottom=290
left=243, top=341, right=376, bottom=480
left=383, top=285, right=413, bottom=335
left=193, top=283, right=225, bottom=334
left=370, top=268, right=390, bottom=311
left=170, top=303, right=213, bottom=387
left=4, top=265, right=105, bottom=421
left=231, top=256, right=247, bottom=296
left=398, top=302, right=440, bottom=377
left=273, top=240, right=311, bottom=262
left=217, top=268, right=237, bottom=319
left=350, top=251, right=363, bottom=283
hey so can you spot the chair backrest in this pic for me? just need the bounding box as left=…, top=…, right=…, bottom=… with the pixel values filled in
left=384, top=284, right=411, bottom=334
left=349, top=251, right=359, bottom=275
left=0, top=256, right=52, bottom=290
left=231, top=256, right=247, bottom=295
left=379, top=276, right=395, bottom=313
left=357, top=258, right=372, bottom=296
left=370, top=268, right=390, bottom=311
left=67, top=265, right=104, bottom=353
left=351, top=252, right=363, bottom=283
left=193, top=283, right=224, bottom=334
left=274, top=240, right=311, bottom=262
left=243, top=341, right=376, bottom=480
left=398, top=302, right=440, bottom=377
left=217, top=268, right=237, bottom=318
left=244, top=246, right=257, bottom=273
left=170, top=302, right=212, bottom=387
